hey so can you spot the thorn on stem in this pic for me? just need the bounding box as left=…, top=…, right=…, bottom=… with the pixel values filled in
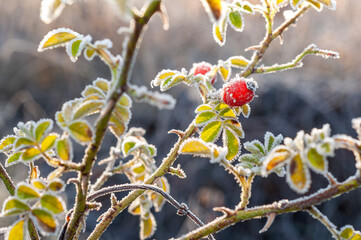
left=213, top=206, right=236, bottom=217
left=259, top=212, right=276, bottom=233
left=168, top=129, right=185, bottom=138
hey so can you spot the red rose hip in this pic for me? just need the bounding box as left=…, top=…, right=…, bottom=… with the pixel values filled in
left=221, top=77, right=257, bottom=107
left=192, top=61, right=217, bottom=84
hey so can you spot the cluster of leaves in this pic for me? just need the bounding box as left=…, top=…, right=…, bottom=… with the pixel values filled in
left=339, top=225, right=361, bottom=240
left=118, top=128, right=170, bottom=239
left=263, top=124, right=335, bottom=193
left=1, top=176, right=65, bottom=238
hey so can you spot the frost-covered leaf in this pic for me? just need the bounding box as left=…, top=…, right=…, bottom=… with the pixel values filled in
left=218, top=61, right=231, bottom=81
left=263, top=147, right=292, bottom=173
left=244, top=140, right=265, bottom=156
left=41, top=195, right=65, bottom=214
left=40, top=0, right=66, bottom=24
left=219, top=107, right=236, bottom=119
left=56, top=136, right=73, bottom=161
left=201, top=0, right=223, bottom=22
left=195, top=104, right=213, bottom=113
left=160, top=74, right=187, bottom=91
left=65, top=35, right=92, bottom=62
left=306, top=0, right=323, bottom=11
left=2, top=197, right=30, bottom=216
left=307, top=148, right=327, bottom=173
left=48, top=179, right=65, bottom=192
left=228, top=10, right=244, bottom=32
left=84, top=47, right=96, bottom=61
left=151, top=70, right=178, bottom=88
left=240, top=104, right=251, bottom=118
left=200, top=120, right=222, bottom=142
left=214, top=102, right=229, bottom=112
left=21, top=147, right=42, bottom=162
left=122, top=141, right=137, bottom=156
left=34, top=119, right=53, bottom=143
left=5, top=219, right=27, bottom=240
left=32, top=179, right=46, bottom=190
left=224, top=129, right=240, bottom=161
left=224, top=120, right=244, bottom=138
left=179, top=138, right=212, bottom=156
left=38, top=28, right=79, bottom=52
left=16, top=184, right=40, bottom=200
left=0, top=135, right=16, bottom=153
left=264, top=132, right=283, bottom=152
left=317, top=0, right=336, bottom=10
left=287, top=154, right=310, bottom=194
left=340, top=225, right=355, bottom=239
left=82, top=85, right=106, bottom=99
left=290, top=0, right=304, bottom=9
left=239, top=1, right=255, bottom=14
left=68, top=120, right=93, bottom=144
left=109, top=115, right=126, bottom=138
left=118, top=93, right=132, bottom=108
left=5, top=152, right=21, bottom=167
left=212, top=16, right=227, bottom=46
left=40, top=133, right=58, bottom=152
left=239, top=153, right=259, bottom=164
left=72, top=100, right=104, bottom=120
left=14, top=137, right=35, bottom=151
left=31, top=208, right=57, bottom=235
left=152, top=177, right=170, bottom=212
left=194, top=111, right=217, bottom=126
left=140, top=213, right=157, bottom=240
left=227, top=56, right=249, bottom=68
left=113, top=105, right=131, bottom=124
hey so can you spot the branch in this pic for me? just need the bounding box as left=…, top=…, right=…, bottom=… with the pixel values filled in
left=87, top=184, right=215, bottom=240
left=241, top=5, right=311, bottom=78
left=63, top=1, right=163, bottom=239
left=177, top=174, right=361, bottom=239
left=254, top=44, right=339, bottom=74
left=306, top=206, right=340, bottom=240
left=87, top=122, right=197, bottom=240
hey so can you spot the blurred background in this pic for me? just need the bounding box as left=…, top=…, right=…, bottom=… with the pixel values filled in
left=0, top=0, right=361, bottom=239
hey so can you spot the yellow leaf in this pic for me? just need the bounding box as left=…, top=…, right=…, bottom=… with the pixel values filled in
left=41, top=133, right=58, bottom=152
left=140, top=213, right=157, bottom=240
left=68, top=120, right=93, bottom=144
left=21, top=147, right=41, bottom=161
left=38, top=28, right=79, bottom=52
left=264, top=149, right=291, bottom=172
left=31, top=208, right=57, bottom=234
left=7, top=219, right=26, bottom=240
left=287, top=154, right=310, bottom=194
left=195, top=104, right=212, bottom=113
left=194, top=111, right=217, bottom=125
left=180, top=138, right=212, bottom=155
left=200, top=121, right=222, bottom=142
left=224, top=129, right=240, bottom=161
left=201, top=0, right=223, bottom=21
left=228, top=56, right=249, bottom=68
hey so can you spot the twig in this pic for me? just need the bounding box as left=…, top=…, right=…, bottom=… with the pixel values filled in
left=87, top=184, right=215, bottom=240
left=176, top=174, right=361, bottom=239
left=306, top=206, right=340, bottom=240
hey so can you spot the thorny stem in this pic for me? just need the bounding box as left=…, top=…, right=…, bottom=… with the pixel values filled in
left=241, top=5, right=311, bottom=78
left=306, top=206, right=341, bottom=240
left=63, top=1, right=163, bottom=239
left=87, top=122, right=197, bottom=240
left=87, top=184, right=215, bottom=240
left=177, top=174, right=361, bottom=240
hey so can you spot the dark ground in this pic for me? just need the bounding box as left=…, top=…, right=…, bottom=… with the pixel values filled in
left=0, top=0, right=361, bottom=239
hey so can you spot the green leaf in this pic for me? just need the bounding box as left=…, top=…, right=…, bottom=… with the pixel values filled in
left=140, top=213, right=157, bottom=240
left=224, top=129, right=240, bottom=161
left=239, top=153, right=259, bottom=164
left=219, top=107, right=236, bottom=118
left=195, top=104, right=213, bottom=113
left=179, top=138, right=212, bottom=156
left=122, top=141, right=137, bottom=156
left=287, top=154, right=310, bottom=194
left=224, top=120, right=244, bottom=138
left=113, top=105, right=131, bottom=123
left=340, top=225, right=354, bottom=239
left=0, top=135, right=16, bottom=153
left=240, top=1, right=255, bottom=14
left=200, top=121, right=223, bottom=142
left=68, top=120, right=93, bottom=144
left=41, top=195, right=65, bottom=214
left=56, top=136, right=73, bottom=161
left=34, top=119, right=53, bottom=143
left=228, top=10, right=244, bottom=32
left=16, top=184, right=40, bottom=200
left=194, top=111, right=217, bottom=126
left=6, top=219, right=27, bottom=240
left=21, top=147, right=41, bottom=162
left=147, top=145, right=157, bottom=157
left=38, top=28, right=79, bottom=52
left=31, top=208, right=57, bottom=234
left=94, top=78, right=109, bottom=92
left=48, top=179, right=65, bottom=192
left=160, top=74, right=186, bottom=91
left=14, top=137, right=35, bottom=151
left=5, top=152, right=21, bottom=167
left=40, top=133, right=58, bottom=152
left=240, top=104, right=251, bottom=118
left=2, top=197, right=30, bottom=216
left=307, top=148, right=327, bottom=173
left=227, top=56, right=249, bottom=68
left=72, top=100, right=103, bottom=119
left=82, top=85, right=106, bottom=98
left=214, top=103, right=229, bottom=112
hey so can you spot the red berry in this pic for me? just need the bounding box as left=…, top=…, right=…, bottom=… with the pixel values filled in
left=192, top=62, right=217, bottom=84
left=221, top=77, right=257, bottom=107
